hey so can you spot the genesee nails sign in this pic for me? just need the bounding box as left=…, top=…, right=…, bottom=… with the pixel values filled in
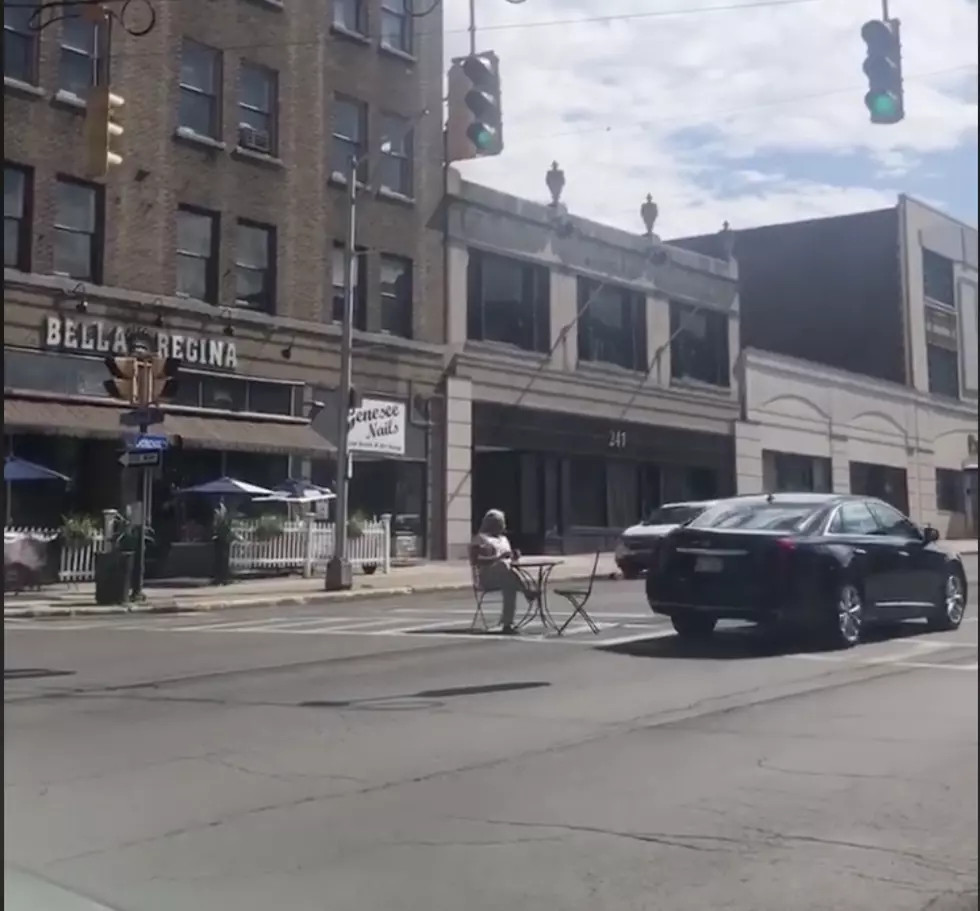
left=347, top=399, right=406, bottom=456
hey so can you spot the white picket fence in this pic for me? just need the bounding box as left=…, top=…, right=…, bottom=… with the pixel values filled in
left=229, top=516, right=391, bottom=576
left=4, top=515, right=392, bottom=583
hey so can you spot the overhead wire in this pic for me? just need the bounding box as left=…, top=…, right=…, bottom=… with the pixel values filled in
left=8, top=0, right=836, bottom=58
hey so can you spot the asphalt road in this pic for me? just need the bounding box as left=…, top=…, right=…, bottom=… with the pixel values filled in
left=5, top=580, right=978, bottom=911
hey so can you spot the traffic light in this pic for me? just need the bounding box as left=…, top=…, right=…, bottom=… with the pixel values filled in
left=103, top=356, right=138, bottom=403
left=83, top=83, right=124, bottom=179
left=861, top=18, right=904, bottom=124
left=446, top=51, right=503, bottom=163
left=149, top=356, right=180, bottom=402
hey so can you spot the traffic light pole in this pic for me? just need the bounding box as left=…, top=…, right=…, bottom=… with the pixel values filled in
left=133, top=356, right=152, bottom=601
left=324, top=152, right=358, bottom=591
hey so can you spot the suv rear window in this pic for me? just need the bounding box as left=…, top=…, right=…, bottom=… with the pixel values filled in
left=689, top=501, right=819, bottom=532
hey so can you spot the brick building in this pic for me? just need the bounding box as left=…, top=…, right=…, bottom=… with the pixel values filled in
left=4, top=0, right=448, bottom=556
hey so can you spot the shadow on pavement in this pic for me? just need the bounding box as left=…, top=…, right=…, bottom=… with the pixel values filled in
left=597, top=621, right=937, bottom=661
left=299, top=680, right=550, bottom=712
left=4, top=668, right=77, bottom=681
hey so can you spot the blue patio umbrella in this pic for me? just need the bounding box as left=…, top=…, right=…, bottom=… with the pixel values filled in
left=175, top=476, right=274, bottom=497
left=4, top=457, right=71, bottom=483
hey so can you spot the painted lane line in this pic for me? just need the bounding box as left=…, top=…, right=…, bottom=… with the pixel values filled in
left=163, top=615, right=367, bottom=632
left=390, top=607, right=655, bottom=620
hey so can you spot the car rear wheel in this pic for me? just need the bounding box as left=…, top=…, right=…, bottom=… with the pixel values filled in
left=620, top=566, right=642, bottom=580
left=671, top=613, right=717, bottom=641
left=926, top=572, right=967, bottom=632
left=828, top=581, right=864, bottom=649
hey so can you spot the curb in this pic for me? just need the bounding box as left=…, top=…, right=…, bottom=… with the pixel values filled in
left=3, top=572, right=615, bottom=620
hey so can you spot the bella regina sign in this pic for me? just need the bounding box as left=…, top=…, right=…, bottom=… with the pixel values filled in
left=347, top=399, right=406, bottom=456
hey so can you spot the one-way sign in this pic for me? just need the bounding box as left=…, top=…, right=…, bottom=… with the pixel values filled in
left=118, top=449, right=161, bottom=469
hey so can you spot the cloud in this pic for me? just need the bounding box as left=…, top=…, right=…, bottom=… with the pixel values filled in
left=443, top=0, right=979, bottom=236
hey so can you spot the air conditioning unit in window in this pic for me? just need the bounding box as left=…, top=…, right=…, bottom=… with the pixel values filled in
left=238, top=124, right=272, bottom=154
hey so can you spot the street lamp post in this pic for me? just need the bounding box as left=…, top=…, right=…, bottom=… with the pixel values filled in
left=325, top=152, right=359, bottom=591
left=325, top=110, right=427, bottom=591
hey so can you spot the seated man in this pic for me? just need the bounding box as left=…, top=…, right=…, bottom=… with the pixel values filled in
left=470, top=509, right=537, bottom=634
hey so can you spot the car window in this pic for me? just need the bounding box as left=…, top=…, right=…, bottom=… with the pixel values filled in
left=689, top=502, right=817, bottom=531
left=831, top=501, right=879, bottom=535
left=866, top=501, right=920, bottom=539
left=643, top=505, right=704, bottom=526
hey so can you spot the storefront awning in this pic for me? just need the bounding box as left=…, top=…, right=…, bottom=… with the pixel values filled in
left=3, top=398, right=334, bottom=457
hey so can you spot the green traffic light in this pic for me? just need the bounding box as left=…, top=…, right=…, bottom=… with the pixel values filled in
left=474, top=129, right=493, bottom=149
left=869, top=93, right=898, bottom=117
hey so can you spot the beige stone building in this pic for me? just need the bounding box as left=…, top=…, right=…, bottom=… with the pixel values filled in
left=441, top=171, right=741, bottom=559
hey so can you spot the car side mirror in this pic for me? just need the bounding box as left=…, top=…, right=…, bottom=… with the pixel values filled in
left=922, top=525, right=940, bottom=544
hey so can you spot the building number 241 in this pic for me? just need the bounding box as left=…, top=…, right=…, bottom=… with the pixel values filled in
left=608, top=430, right=627, bottom=449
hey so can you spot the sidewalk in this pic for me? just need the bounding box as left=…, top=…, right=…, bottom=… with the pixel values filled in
left=3, top=553, right=620, bottom=618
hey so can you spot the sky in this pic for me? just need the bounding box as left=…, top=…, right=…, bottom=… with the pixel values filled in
left=441, top=0, right=979, bottom=238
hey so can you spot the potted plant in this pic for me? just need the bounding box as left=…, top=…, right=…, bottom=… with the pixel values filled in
left=254, top=514, right=285, bottom=543
left=347, top=510, right=368, bottom=541
left=58, top=515, right=98, bottom=550
left=212, top=506, right=238, bottom=585
left=348, top=511, right=379, bottom=574
left=94, top=512, right=138, bottom=606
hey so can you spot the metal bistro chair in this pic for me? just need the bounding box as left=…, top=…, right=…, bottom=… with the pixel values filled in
left=468, top=546, right=541, bottom=632
left=552, top=550, right=602, bottom=636
left=468, top=545, right=510, bottom=631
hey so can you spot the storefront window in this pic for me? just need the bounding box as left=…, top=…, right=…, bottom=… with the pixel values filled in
left=569, top=456, right=606, bottom=527
left=4, top=349, right=299, bottom=418
left=202, top=376, right=247, bottom=411
left=5, top=348, right=112, bottom=398
left=248, top=381, right=294, bottom=416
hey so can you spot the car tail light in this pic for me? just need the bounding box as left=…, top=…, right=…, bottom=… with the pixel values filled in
left=775, top=538, right=796, bottom=552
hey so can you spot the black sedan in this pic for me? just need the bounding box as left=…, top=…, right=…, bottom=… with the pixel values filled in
left=646, top=493, right=969, bottom=648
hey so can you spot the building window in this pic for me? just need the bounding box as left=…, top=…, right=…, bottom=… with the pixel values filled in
left=238, top=62, right=277, bottom=154
left=466, top=248, right=550, bottom=352
left=380, top=0, right=411, bottom=53
left=247, top=380, right=296, bottom=417
left=332, top=0, right=365, bottom=34
left=4, top=0, right=38, bottom=84
left=58, top=14, right=101, bottom=98
left=763, top=450, right=832, bottom=493
left=849, top=461, right=909, bottom=515
left=379, top=112, right=413, bottom=197
left=670, top=301, right=730, bottom=387
left=176, top=206, right=218, bottom=302
left=380, top=255, right=413, bottom=338
left=235, top=220, right=275, bottom=311
left=330, top=95, right=366, bottom=179
left=927, top=341, right=960, bottom=398
left=577, top=278, right=646, bottom=371
left=330, top=243, right=366, bottom=329
left=201, top=376, right=247, bottom=412
left=179, top=40, right=221, bottom=139
left=935, top=468, right=963, bottom=513
left=53, top=177, right=100, bottom=281
left=922, top=248, right=955, bottom=308
left=4, top=163, right=31, bottom=271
